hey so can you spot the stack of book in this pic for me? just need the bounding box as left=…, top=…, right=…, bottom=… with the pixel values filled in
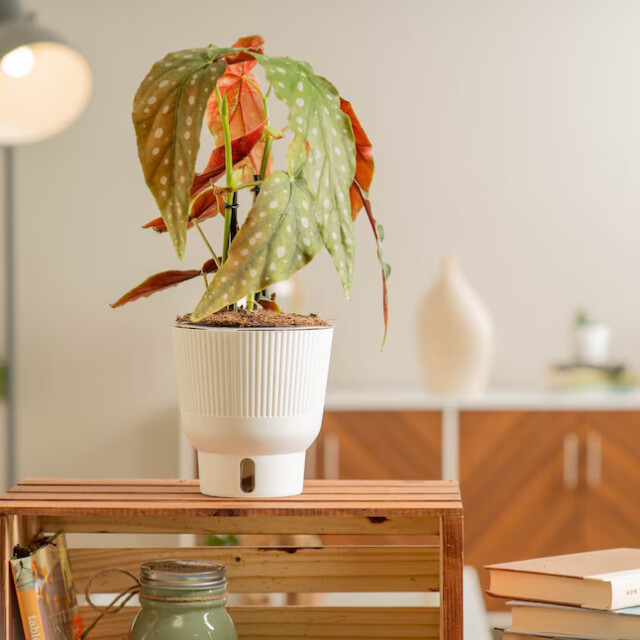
left=546, top=362, right=636, bottom=392
left=486, top=548, right=640, bottom=640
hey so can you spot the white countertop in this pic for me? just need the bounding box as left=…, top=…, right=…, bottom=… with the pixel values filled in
left=325, top=388, right=640, bottom=411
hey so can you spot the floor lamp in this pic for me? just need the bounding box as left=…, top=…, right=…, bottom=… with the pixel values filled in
left=0, top=0, right=91, bottom=488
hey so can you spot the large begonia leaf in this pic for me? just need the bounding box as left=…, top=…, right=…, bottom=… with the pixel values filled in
left=111, top=259, right=218, bottom=308
left=132, top=46, right=230, bottom=258
left=340, top=98, right=374, bottom=220
left=255, top=54, right=356, bottom=297
left=191, top=162, right=321, bottom=320
left=207, top=36, right=267, bottom=181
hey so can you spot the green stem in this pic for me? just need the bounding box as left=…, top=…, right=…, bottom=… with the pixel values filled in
left=246, top=292, right=255, bottom=311
left=259, top=137, right=273, bottom=181
left=258, top=87, right=272, bottom=181
left=216, top=87, right=235, bottom=264
left=202, top=272, right=209, bottom=288
left=193, top=218, right=220, bottom=269
left=233, top=180, right=264, bottom=192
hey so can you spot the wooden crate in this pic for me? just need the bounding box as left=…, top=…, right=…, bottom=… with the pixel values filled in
left=0, top=479, right=463, bottom=639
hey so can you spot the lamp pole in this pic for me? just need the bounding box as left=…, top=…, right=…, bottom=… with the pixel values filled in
left=3, top=145, right=15, bottom=489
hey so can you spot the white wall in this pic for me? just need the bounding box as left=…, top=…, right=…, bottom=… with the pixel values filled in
left=6, top=0, right=640, bottom=480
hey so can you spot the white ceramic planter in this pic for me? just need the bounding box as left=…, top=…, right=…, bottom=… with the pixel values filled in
left=575, top=323, right=610, bottom=365
left=173, top=324, right=334, bottom=498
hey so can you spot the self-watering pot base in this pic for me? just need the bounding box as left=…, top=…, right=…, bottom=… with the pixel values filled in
left=197, top=451, right=306, bottom=498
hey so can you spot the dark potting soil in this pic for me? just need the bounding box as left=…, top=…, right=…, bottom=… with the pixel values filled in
left=176, top=308, right=329, bottom=328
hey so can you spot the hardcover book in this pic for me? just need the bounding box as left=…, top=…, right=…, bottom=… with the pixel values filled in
left=10, top=531, right=83, bottom=640
left=503, top=632, right=583, bottom=640
left=486, top=548, right=640, bottom=609
left=509, top=600, right=640, bottom=640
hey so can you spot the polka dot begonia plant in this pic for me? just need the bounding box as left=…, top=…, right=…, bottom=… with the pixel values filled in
left=111, top=35, right=389, bottom=344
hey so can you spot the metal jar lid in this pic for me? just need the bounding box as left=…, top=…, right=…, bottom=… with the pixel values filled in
left=140, top=560, right=227, bottom=590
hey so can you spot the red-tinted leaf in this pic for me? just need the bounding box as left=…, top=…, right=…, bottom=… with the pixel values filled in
left=207, top=36, right=269, bottom=180
left=191, top=122, right=265, bottom=196
left=201, top=258, right=219, bottom=274
left=142, top=205, right=219, bottom=233
left=143, top=123, right=265, bottom=233
left=353, top=181, right=389, bottom=347
left=340, top=98, right=374, bottom=220
left=110, top=259, right=218, bottom=308
left=111, top=270, right=199, bottom=308
left=256, top=298, right=281, bottom=312
left=221, top=35, right=264, bottom=66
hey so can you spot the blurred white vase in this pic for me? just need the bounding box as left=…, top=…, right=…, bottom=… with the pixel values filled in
left=418, top=256, right=494, bottom=396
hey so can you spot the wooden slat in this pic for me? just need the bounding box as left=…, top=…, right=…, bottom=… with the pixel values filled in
left=79, top=606, right=440, bottom=640
left=40, top=514, right=441, bottom=535
left=1, top=515, right=41, bottom=640
left=1, top=502, right=462, bottom=519
left=9, top=484, right=461, bottom=496
left=440, top=515, right=463, bottom=640
left=3, top=479, right=460, bottom=518
left=18, top=478, right=459, bottom=487
left=1, top=492, right=459, bottom=504
left=69, top=545, right=440, bottom=593
left=1, top=516, right=14, bottom=640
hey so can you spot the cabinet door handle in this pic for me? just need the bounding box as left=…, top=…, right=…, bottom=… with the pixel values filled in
left=323, top=433, right=340, bottom=480
left=563, top=433, right=579, bottom=490
left=586, top=431, right=602, bottom=489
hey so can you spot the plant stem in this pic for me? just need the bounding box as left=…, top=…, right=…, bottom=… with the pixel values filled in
left=216, top=87, right=235, bottom=265
left=233, top=180, right=264, bottom=192
left=193, top=218, right=220, bottom=269
left=258, top=86, right=273, bottom=182
left=202, top=272, right=209, bottom=288
left=259, top=137, right=273, bottom=181
left=254, top=87, right=273, bottom=303
left=229, top=192, right=239, bottom=312
left=247, top=173, right=258, bottom=311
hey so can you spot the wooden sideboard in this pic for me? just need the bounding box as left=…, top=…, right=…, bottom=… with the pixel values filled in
left=459, top=410, right=640, bottom=609
left=179, top=390, right=640, bottom=609
left=309, top=392, right=640, bottom=609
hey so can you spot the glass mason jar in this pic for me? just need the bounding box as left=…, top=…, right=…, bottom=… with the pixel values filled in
left=130, top=560, right=237, bottom=640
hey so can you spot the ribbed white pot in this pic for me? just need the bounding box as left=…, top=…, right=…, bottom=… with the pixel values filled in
left=173, top=324, right=334, bottom=498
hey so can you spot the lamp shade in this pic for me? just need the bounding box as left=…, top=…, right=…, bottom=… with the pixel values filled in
left=0, top=2, right=91, bottom=145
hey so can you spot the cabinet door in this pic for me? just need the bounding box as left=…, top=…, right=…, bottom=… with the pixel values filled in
left=580, top=412, right=640, bottom=549
left=460, top=411, right=583, bottom=609
left=317, top=411, right=441, bottom=480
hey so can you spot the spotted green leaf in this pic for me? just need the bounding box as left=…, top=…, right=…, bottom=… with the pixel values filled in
left=255, top=54, right=357, bottom=297
left=191, top=169, right=321, bottom=320
left=132, top=46, right=229, bottom=258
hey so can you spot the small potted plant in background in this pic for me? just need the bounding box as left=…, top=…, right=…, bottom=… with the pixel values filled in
left=574, top=310, right=610, bottom=366
left=112, top=36, right=389, bottom=498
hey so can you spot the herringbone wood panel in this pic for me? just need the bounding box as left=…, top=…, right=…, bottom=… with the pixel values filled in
left=461, top=412, right=583, bottom=610
left=580, top=412, right=640, bottom=549
left=319, top=411, right=441, bottom=480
